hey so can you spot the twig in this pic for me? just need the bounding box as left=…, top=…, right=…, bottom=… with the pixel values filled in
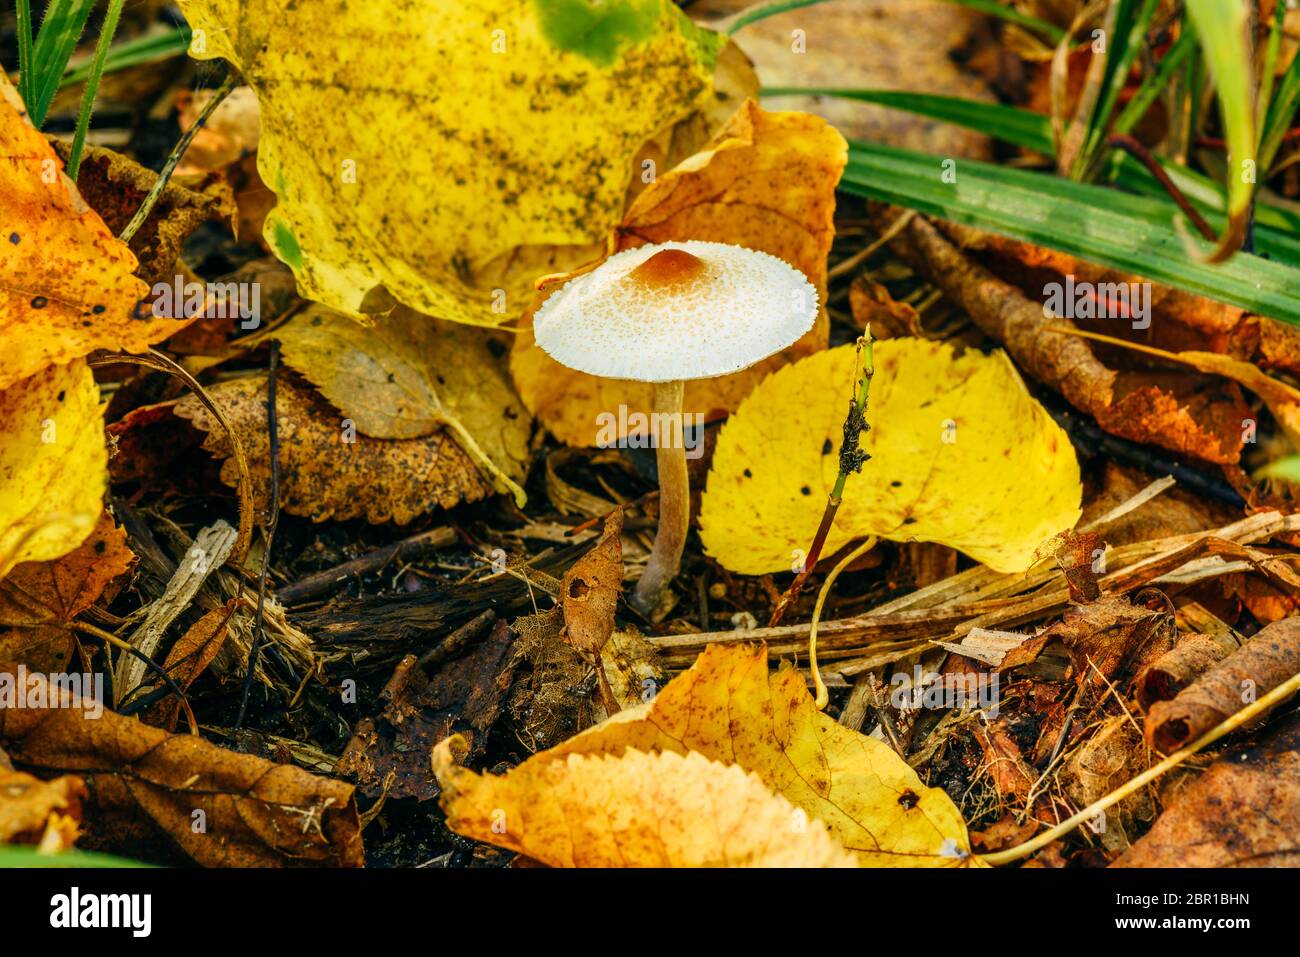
left=1107, top=133, right=1216, bottom=241
left=235, top=340, right=281, bottom=729
left=120, top=71, right=236, bottom=244
left=70, top=620, right=198, bottom=733
left=277, top=526, right=458, bottom=605
left=769, top=329, right=875, bottom=626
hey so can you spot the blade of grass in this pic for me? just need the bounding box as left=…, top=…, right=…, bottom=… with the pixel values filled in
left=1072, top=0, right=1159, bottom=179
left=60, top=23, right=192, bottom=89
left=27, top=0, right=98, bottom=128
left=1182, top=0, right=1256, bottom=260
left=941, top=0, right=1064, bottom=43
left=1112, top=26, right=1196, bottom=138
left=16, top=0, right=35, bottom=113
left=841, top=140, right=1300, bottom=324
left=762, top=86, right=1300, bottom=232
left=726, top=0, right=831, bottom=34
left=1259, top=28, right=1300, bottom=172
left=67, top=0, right=127, bottom=180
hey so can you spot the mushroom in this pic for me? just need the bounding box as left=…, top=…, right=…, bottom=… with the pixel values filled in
left=533, top=240, right=818, bottom=616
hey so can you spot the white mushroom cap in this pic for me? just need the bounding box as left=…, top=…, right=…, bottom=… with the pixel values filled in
left=532, top=240, right=818, bottom=382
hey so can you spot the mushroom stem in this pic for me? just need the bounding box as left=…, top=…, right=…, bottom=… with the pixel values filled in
left=630, top=379, right=689, bottom=616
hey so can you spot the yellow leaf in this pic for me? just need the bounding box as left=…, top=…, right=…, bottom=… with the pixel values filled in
left=0, top=360, right=106, bottom=580
left=433, top=740, right=857, bottom=867
left=511, top=101, right=846, bottom=446
left=553, top=642, right=980, bottom=866
left=178, top=0, right=723, bottom=326
left=435, top=642, right=980, bottom=866
left=699, top=338, right=1081, bottom=575
left=0, top=74, right=181, bottom=392
left=274, top=305, right=533, bottom=505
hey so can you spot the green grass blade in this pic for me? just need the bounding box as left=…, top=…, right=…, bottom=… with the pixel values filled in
left=60, top=23, right=192, bottom=89
left=1112, top=27, right=1196, bottom=138
left=0, top=845, right=152, bottom=868
left=941, top=0, right=1064, bottom=43
left=1256, top=455, right=1300, bottom=483
left=27, top=0, right=98, bottom=128
left=762, top=86, right=1300, bottom=233
left=16, top=0, right=35, bottom=114
left=726, top=0, right=831, bottom=34
left=1260, top=32, right=1300, bottom=172
left=67, top=0, right=126, bottom=180
left=1182, top=0, right=1256, bottom=259
left=841, top=140, right=1300, bottom=325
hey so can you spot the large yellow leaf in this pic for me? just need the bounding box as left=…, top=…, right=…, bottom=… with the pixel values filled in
left=0, top=74, right=181, bottom=392
left=178, top=0, right=724, bottom=326
left=511, top=101, right=846, bottom=446
left=433, top=743, right=857, bottom=867
left=274, top=305, right=532, bottom=505
left=699, top=338, right=1082, bottom=575
left=0, top=361, right=107, bottom=580
left=435, top=643, right=980, bottom=867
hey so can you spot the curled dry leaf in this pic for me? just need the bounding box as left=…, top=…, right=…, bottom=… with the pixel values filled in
left=559, top=509, right=623, bottom=659
left=1145, top=617, right=1300, bottom=753
left=511, top=101, right=846, bottom=446
left=1062, top=716, right=1155, bottom=853
left=178, top=0, right=723, bottom=325
left=699, top=338, right=1082, bottom=575
left=274, top=305, right=532, bottom=505
left=0, top=663, right=364, bottom=866
left=0, top=73, right=181, bottom=392
left=1117, top=713, right=1300, bottom=867
left=1135, top=630, right=1240, bottom=713
left=0, top=511, right=134, bottom=672
left=433, top=740, right=857, bottom=867
left=460, top=642, right=980, bottom=866
left=174, top=374, right=492, bottom=524
left=0, top=360, right=107, bottom=579
left=48, top=138, right=226, bottom=287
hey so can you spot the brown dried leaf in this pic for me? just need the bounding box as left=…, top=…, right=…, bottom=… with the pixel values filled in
left=560, top=510, right=623, bottom=659
left=1116, top=713, right=1300, bottom=867
left=148, top=601, right=235, bottom=731
left=174, top=375, right=492, bottom=524
left=0, top=512, right=135, bottom=671
left=49, top=138, right=225, bottom=286
left=1135, top=630, right=1240, bottom=713
left=0, top=662, right=364, bottom=866
left=1145, top=617, right=1300, bottom=753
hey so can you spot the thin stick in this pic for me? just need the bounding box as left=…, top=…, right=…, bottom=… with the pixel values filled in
left=120, top=72, right=236, bottom=244
left=980, top=668, right=1300, bottom=866
left=769, top=329, right=874, bottom=626
left=1107, top=133, right=1217, bottom=241
left=235, top=340, right=281, bottom=730
left=808, top=536, right=877, bottom=709
left=67, top=0, right=126, bottom=180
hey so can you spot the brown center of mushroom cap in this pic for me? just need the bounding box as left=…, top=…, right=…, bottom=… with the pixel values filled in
left=625, top=248, right=707, bottom=290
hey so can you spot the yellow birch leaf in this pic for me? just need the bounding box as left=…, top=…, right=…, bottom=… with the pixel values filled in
left=433, top=740, right=857, bottom=867
left=0, top=73, right=183, bottom=392
left=552, top=642, right=980, bottom=866
left=177, top=0, right=724, bottom=326
left=511, top=101, right=846, bottom=446
left=699, top=338, right=1082, bottom=575
left=273, top=305, right=532, bottom=506
left=0, top=360, right=107, bottom=580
